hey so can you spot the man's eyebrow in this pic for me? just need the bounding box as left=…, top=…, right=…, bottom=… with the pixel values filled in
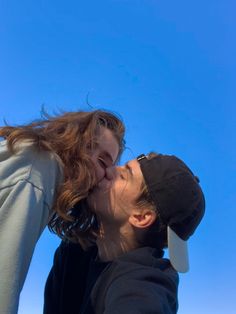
left=125, top=162, right=133, bottom=177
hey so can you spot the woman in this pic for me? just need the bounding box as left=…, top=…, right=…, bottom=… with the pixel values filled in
left=0, top=109, right=125, bottom=314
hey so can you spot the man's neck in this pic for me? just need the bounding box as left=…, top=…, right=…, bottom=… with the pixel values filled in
left=96, top=223, right=138, bottom=262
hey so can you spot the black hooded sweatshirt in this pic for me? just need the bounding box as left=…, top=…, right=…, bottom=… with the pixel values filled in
left=44, top=241, right=179, bottom=314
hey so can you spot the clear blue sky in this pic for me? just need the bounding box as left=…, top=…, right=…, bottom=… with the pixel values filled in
left=1, top=1, right=235, bottom=313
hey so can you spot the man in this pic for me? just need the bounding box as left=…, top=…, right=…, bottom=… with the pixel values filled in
left=44, top=152, right=205, bottom=314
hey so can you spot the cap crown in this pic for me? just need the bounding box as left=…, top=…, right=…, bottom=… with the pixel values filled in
left=138, top=154, right=205, bottom=241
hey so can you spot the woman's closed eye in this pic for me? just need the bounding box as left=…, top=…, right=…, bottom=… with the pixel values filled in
left=98, top=157, right=108, bottom=169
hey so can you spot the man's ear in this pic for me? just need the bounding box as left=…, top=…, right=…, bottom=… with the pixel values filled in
left=128, top=209, right=157, bottom=229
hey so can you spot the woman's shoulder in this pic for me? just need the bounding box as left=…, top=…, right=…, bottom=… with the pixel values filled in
left=0, top=140, right=63, bottom=190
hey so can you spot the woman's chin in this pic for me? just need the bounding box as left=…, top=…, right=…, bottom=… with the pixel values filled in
left=97, top=178, right=112, bottom=190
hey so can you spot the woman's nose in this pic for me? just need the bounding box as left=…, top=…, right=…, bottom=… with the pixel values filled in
left=105, top=166, right=116, bottom=180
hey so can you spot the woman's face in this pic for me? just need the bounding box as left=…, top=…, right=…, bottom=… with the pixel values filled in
left=90, top=127, right=120, bottom=183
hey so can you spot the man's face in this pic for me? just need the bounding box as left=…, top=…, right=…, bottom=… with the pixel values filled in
left=90, top=126, right=120, bottom=183
left=88, top=159, right=144, bottom=225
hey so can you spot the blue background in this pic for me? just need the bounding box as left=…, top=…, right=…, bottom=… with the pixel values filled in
left=1, top=1, right=235, bottom=313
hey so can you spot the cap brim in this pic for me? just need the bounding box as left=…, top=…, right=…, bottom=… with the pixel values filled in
left=167, top=226, right=189, bottom=273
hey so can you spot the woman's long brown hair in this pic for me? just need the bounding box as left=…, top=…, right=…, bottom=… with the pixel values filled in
left=0, top=109, right=125, bottom=244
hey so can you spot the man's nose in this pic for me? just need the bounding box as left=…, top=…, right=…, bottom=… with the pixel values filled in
left=105, top=166, right=117, bottom=180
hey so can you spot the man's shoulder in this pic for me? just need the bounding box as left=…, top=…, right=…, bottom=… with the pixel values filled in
left=111, top=246, right=178, bottom=281
left=93, top=246, right=178, bottom=295
left=91, top=247, right=179, bottom=314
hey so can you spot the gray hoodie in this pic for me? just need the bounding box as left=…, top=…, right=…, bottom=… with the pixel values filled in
left=0, top=140, right=63, bottom=314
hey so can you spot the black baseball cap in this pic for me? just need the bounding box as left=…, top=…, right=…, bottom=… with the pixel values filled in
left=137, top=153, right=205, bottom=273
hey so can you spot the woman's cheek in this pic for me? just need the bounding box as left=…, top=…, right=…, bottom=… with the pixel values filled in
left=94, top=163, right=106, bottom=182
